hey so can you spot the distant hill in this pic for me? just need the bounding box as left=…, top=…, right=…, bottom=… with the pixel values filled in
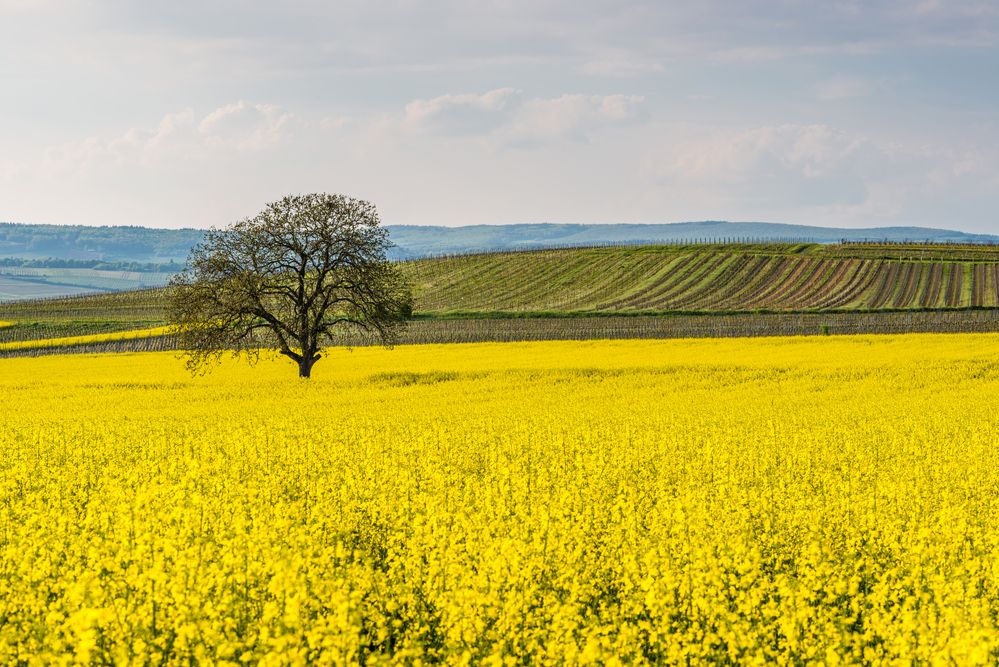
left=385, top=222, right=999, bottom=258
left=1, top=221, right=996, bottom=266
left=0, top=223, right=204, bottom=264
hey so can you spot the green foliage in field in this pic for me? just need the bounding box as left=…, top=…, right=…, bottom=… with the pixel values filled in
left=2, top=243, right=999, bottom=347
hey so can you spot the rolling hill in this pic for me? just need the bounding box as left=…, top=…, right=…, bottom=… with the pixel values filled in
left=4, top=242, right=999, bottom=320
left=2, top=221, right=997, bottom=302
left=4, top=242, right=999, bottom=352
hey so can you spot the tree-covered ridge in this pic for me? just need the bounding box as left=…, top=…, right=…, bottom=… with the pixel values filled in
left=0, top=222, right=205, bottom=263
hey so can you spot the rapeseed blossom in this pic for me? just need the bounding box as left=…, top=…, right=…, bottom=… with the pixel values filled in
left=1, top=335, right=998, bottom=663
left=0, top=325, right=172, bottom=351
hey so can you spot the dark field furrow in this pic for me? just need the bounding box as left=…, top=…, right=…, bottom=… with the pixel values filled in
left=818, top=259, right=883, bottom=309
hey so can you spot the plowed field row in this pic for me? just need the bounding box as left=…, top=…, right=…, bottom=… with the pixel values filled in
left=407, top=253, right=999, bottom=313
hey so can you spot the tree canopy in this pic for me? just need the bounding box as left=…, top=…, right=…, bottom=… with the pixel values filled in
left=168, top=193, right=412, bottom=377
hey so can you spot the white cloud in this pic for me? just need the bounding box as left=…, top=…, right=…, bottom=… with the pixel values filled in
left=646, top=124, right=882, bottom=216
left=659, top=124, right=864, bottom=184
left=403, top=88, right=520, bottom=134
left=645, top=123, right=999, bottom=224
left=400, top=89, right=645, bottom=147
left=41, top=102, right=296, bottom=173
left=0, top=101, right=311, bottom=226
left=500, top=94, right=645, bottom=146
left=198, top=101, right=293, bottom=150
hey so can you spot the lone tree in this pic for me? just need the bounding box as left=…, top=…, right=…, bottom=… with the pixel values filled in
left=168, top=193, right=412, bottom=378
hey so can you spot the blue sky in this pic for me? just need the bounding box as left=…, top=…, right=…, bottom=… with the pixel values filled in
left=1, top=1, right=997, bottom=232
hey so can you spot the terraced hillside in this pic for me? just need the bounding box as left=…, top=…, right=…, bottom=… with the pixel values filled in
left=3, top=242, right=999, bottom=352
left=408, top=244, right=999, bottom=313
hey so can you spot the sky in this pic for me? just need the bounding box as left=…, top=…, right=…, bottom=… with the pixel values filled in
left=1, top=1, right=997, bottom=233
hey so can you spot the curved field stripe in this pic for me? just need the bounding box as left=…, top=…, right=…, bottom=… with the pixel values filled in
left=760, top=258, right=826, bottom=309
left=515, top=250, right=645, bottom=310
left=780, top=259, right=845, bottom=309
left=409, top=255, right=498, bottom=310
left=593, top=253, right=692, bottom=310
left=865, top=261, right=903, bottom=309
left=615, top=252, right=706, bottom=309
left=622, top=255, right=705, bottom=310
left=735, top=257, right=799, bottom=309
left=736, top=257, right=804, bottom=309
left=786, top=259, right=844, bottom=308
left=528, top=252, right=630, bottom=310
left=943, top=264, right=963, bottom=308
left=658, top=252, right=745, bottom=309
left=919, top=262, right=943, bottom=309
left=883, top=262, right=911, bottom=309
left=959, top=264, right=974, bottom=307
left=527, top=249, right=656, bottom=311
left=0, top=325, right=173, bottom=351
left=697, top=255, right=780, bottom=310
left=673, top=254, right=749, bottom=309
left=890, top=262, right=921, bottom=309
left=601, top=253, right=701, bottom=310
left=407, top=255, right=485, bottom=300
left=643, top=253, right=735, bottom=309
left=480, top=253, right=569, bottom=309
left=903, top=263, right=933, bottom=309
left=972, top=264, right=986, bottom=307
left=566, top=253, right=671, bottom=310
left=538, top=252, right=635, bottom=310
left=857, top=261, right=892, bottom=309
left=0, top=321, right=13, bottom=329
left=667, top=254, right=755, bottom=309
left=431, top=253, right=542, bottom=310
left=697, top=255, right=774, bottom=310
left=814, top=259, right=883, bottom=310
left=807, top=259, right=860, bottom=308
left=547, top=251, right=655, bottom=309
left=554, top=251, right=657, bottom=308
left=591, top=253, right=678, bottom=303
left=701, top=256, right=793, bottom=310
left=745, top=257, right=815, bottom=308
left=808, top=259, right=856, bottom=308
left=455, top=254, right=536, bottom=307
left=909, top=263, right=933, bottom=308
left=482, top=253, right=593, bottom=310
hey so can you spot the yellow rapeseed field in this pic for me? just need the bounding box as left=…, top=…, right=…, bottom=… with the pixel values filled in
left=0, top=325, right=173, bottom=351
left=1, top=334, right=999, bottom=664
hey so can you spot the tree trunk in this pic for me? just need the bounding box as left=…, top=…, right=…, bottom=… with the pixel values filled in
left=298, top=357, right=313, bottom=378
